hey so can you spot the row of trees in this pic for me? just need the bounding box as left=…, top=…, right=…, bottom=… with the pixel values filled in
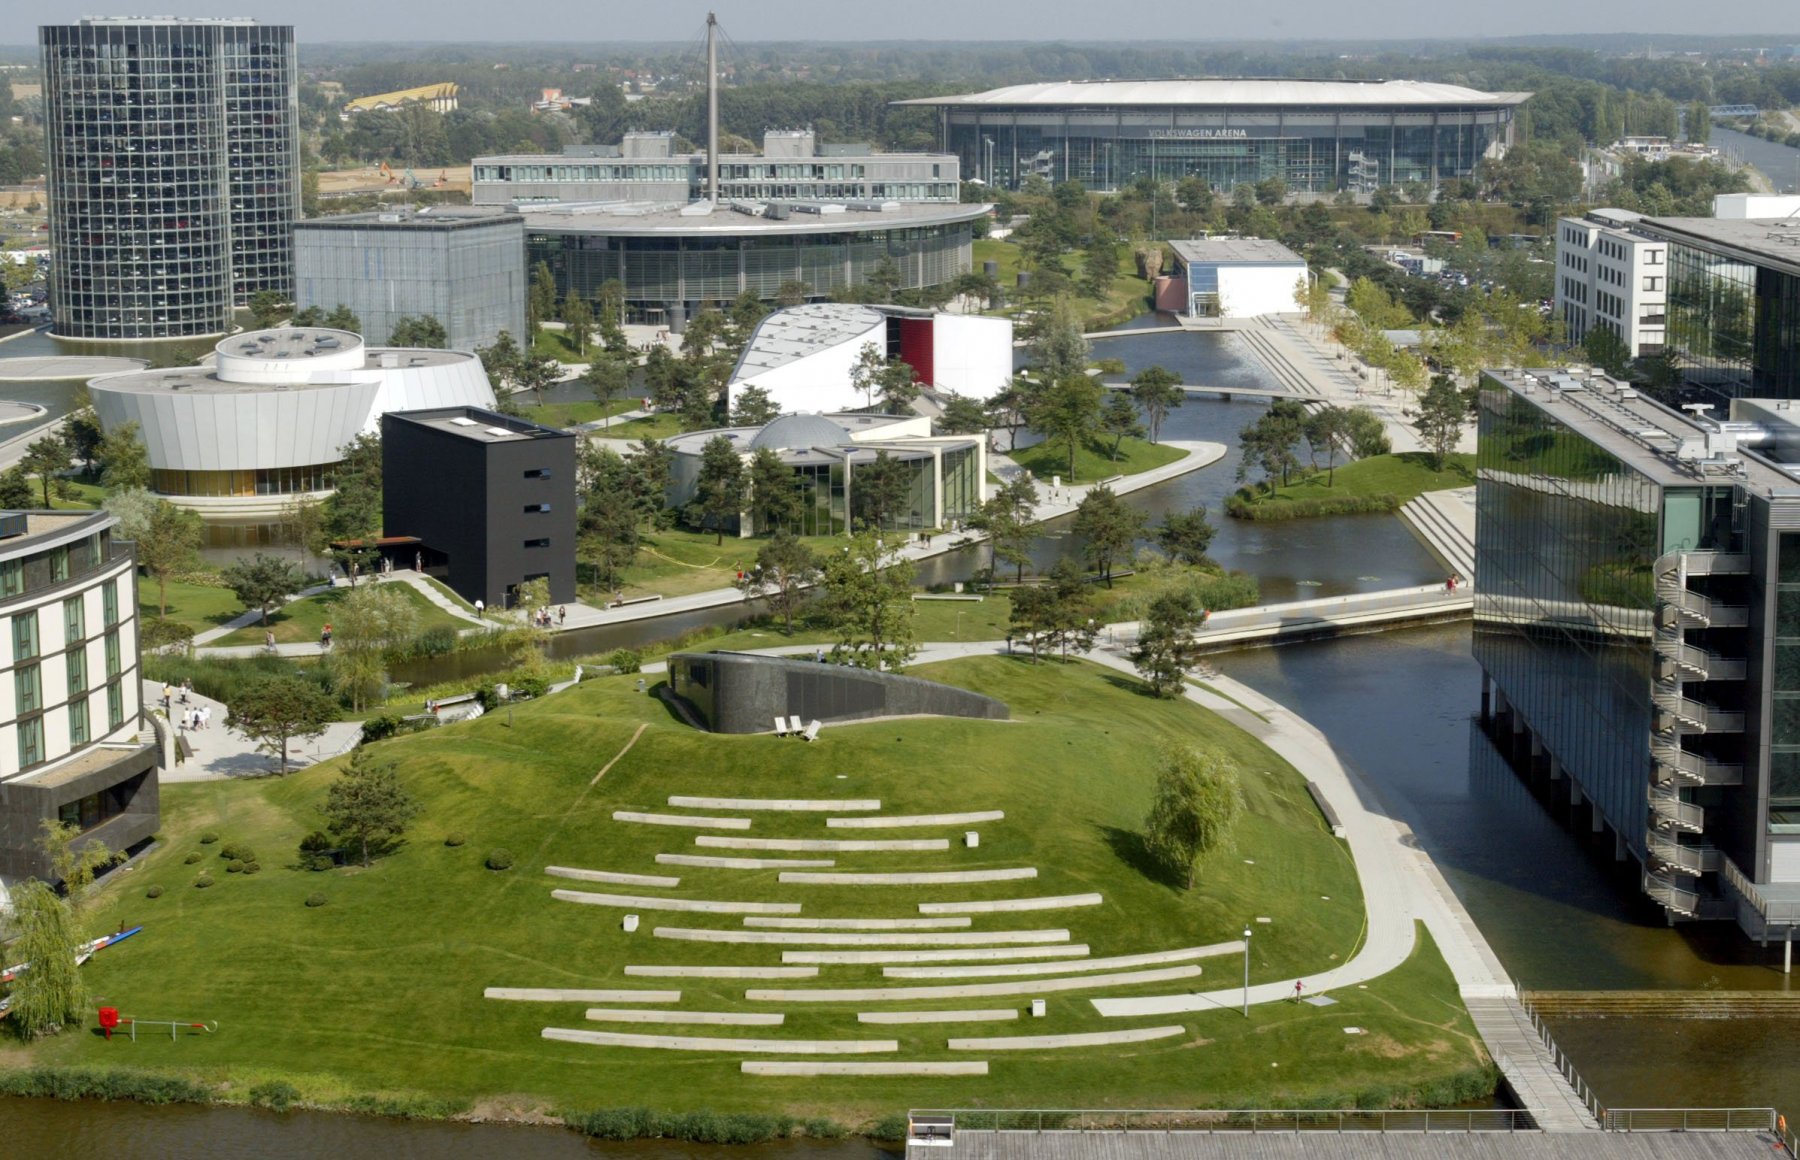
left=1236, top=400, right=1392, bottom=494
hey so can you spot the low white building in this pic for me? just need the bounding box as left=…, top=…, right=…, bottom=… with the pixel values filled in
left=727, top=303, right=1012, bottom=415
left=1714, top=193, right=1800, bottom=219
left=1165, top=238, right=1308, bottom=319
left=1554, top=209, right=1667, bottom=358
left=88, top=327, right=495, bottom=519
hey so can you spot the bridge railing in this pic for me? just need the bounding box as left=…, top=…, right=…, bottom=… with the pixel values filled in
left=1603, top=1108, right=1775, bottom=1132
left=905, top=1108, right=1535, bottom=1133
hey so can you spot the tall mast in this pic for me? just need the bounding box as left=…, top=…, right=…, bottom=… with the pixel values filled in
left=706, top=12, right=719, bottom=205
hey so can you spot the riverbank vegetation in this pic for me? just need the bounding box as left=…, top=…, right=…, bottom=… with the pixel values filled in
left=1228, top=453, right=1474, bottom=520
left=19, top=656, right=1487, bottom=1124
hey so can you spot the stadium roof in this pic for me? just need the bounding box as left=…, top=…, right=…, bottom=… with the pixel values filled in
left=899, top=79, right=1529, bottom=109
left=345, top=82, right=458, bottom=113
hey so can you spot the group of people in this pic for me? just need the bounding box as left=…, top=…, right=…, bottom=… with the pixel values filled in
left=180, top=704, right=214, bottom=731
left=530, top=606, right=567, bottom=629
left=160, top=680, right=211, bottom=732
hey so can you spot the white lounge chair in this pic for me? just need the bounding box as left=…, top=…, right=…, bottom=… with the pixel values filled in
left=788, top=715, right=805, bottom=734
left=802, top=720, right=822, bottom=742
left=773, top=717, right=789, bottom=737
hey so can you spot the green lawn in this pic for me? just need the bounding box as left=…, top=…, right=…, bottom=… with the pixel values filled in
left=39, top=658, right=1487, bottom=1122
left=595, top=412, right=687, bottom=442
left=975, top=237, right=1156, bottom=332
left=1241, top=452, right=1475, bottom=509
left=140, top=577, right=246, bottom=635
left=213, top=582, right=469, bottom=646
left=597, top=528, right=873, bottom=603
left=1010, top=435, right=1185, bottom=485
left=515, top=396, right=641, bottom=431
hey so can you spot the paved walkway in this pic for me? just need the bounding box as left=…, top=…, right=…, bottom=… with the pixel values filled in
left=194, top=570, right=497, bottom=658
left=143, top=678, right=361, bottom=781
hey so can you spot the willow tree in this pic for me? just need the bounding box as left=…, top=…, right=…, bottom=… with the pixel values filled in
left=5, top=881, right=86, bottom=1038
left=1144, top=745, right=1245, bottom=890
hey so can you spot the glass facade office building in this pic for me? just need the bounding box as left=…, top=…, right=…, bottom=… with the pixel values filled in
left=40, top=18, right=299, bottom=340
left=902, top=79, right=1526, bottom=194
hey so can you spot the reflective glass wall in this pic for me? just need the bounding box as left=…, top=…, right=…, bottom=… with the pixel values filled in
left=1665, top=241, right=1800, bottom=402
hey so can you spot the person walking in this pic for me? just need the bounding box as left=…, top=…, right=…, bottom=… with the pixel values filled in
left=474, top=598, right=484, bottom=618
left=1293, top=979, right=1304, bottom=1003
left=557, top=605, right=566, bottom=626
left=265, top=629, right=276, bottom=653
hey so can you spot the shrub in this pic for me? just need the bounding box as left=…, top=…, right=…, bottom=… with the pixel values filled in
left=305, top=854, right=334, bottom=872
left=199, top=832, right=219, bottom=845
left=298, top=830, right=333, bottom=854
left=566, top=1108, right=797, bottom=1143
left=802, top=1117, right=848, bottom=1139
left=225, top=860, right=243, bottom=874
left=233, top=846, right=256, bottom=865
left=0, top=1067, right=209, bottom=1105
left=145, top=652, right=333, bottom=709
left=360, top=714, right=402, bottom=744
left=248, top=1080, right=300, bottom=1112
left=402, top=625, right=460, bottom=659
left=485, top=849, right=514, bottom=871
left=444, top=831, right=466, bottom=847
left=339, top=1092, right=468, bottom=1119
left=1225, top=492, right=1401, bottom=521
left=219, top=843, right=241, bottom=861
left=145, top=885, right=164, bottom=899
left=183, top=852, right=202, bottom=865
left=607, top=648, right=642, bottom=675
left=869, top=1113, right=909, bottom=1142
left=511, top=674, right=550, bottom=700
left=242, top=861, right=261, bottom=875
left=193, top=872, right=214, bottom=889
left=304, top=892, right=327, bottom=907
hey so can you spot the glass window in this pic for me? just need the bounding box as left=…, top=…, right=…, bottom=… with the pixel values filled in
left=17, top=716, right=42, bottom=769
left=12, top=611, right=37, bottom=662
left=69, top=696, right=89, bottom=746
left=104, top=629, right=121, bottom=677
left=68, top=646, right=87, bottom=695
left=0, top=559, right=20, bottom=597
left=14, top=663, right=40, bottom=714
left=106, top=680, right=123, bottom=730
left=48, top=546, right=68, bottom=583
left=64, top=596, right=85, bottom=644
left=102, top=579, right=119, bottom=626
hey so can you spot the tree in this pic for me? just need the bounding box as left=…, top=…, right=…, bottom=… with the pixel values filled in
left=1129, top=365, right=1184, bottom=443
left=1131, top=589, right=1209, bottom=697
left=1235, top=400, right=1306, bottom=492
left=625, top=438, right=675, bottom=530
left=98, top=420, right=151, bottom=491
left=582, top=354, right=630, bottom=429
left=577, top=448, right=639, bottom=590
left=1073, top=484, right=1146, bottom=587
left=731, top=384, right=780, bottom=428
left=20, top=434, right=70, bottom=508
left=0, top=466, right=31, bottom=510
left=1100, top=391, right=1145, bottom=461
left=220, top=553, right=307, bottom=625
left=387, top=314, right=447, bottom=348
left=936, top=392, right=989, bottom=436
left=1413, top=374, right=1467, bottom=472
left=325, top=303, right=362, bottom=333
left=101, top=486, right=159, bottom=543
left=1031, top=374, right=1104, bottom=481
left=528, top=260, right=557, bottom=338
left=1008, top=558, right=1097, bottom=662
left=229, top=676, right=338, bottom=773
left=1157, top=507, right=1216, bottom=566
left=329, top=583, right=418, bottom=710
left=1144, top=744, right=1245, bottom=889
left=849, top=342, right=886, bottom=411
left=1686, top=101, right=1712, bottom=146
left=321, top=748, right=420, bottom=868
left=1582, top=325, right=1632, bottom=379
left=560, top=296, right=594, bottom=356
left=1026, top=295, right=1090, bottom=383
left=514, top=350, right=561, bottom=405
left=248, top=289, right=290, bottom=329
left=476, top=329, right=523, bottom=392
left=136, top=500, right=204, bottom=618
left=972, top=475, right=1039, bottom=582
left=878, top=358, right=920, bottom=415
left=851, top=449, right=913, bottom=531
left=1343, top=407, right=1392, bottom=458
left=775, top=279, right=812, bottom=307
left=4, top=880, right=86, bottom=1039
left=1303, top=406, right=1354, bottom=486
left=740, top=530, right=819, bottom=633
left=747, top=447, right=804, bottom=535
left=818, top=529, right=917, bottom=670
left=688, top=435, right=746, bottom=544
left=1082, top=236, right=1117, bottom=299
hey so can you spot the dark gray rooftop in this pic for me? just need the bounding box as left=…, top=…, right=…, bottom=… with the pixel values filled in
left=1634, top=216, right=1800, bottom=277
left=297, top=207, right=522, bottom=233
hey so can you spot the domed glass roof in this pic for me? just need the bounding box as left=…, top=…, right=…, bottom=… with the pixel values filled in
left=748, top=413, right=851, bottom=451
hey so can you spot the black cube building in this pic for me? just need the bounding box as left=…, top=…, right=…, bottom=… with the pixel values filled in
left=381, top=408, right=577, bottom=608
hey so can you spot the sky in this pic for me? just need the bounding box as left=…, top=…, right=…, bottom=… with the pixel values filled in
left=4, top=2, right=1798, bottom=45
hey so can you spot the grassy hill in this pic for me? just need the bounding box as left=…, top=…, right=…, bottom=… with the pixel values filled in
left=30, top=657, right=1486, bottom=1124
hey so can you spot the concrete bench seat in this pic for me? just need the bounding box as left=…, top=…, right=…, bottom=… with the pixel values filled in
left=542, top=1027, right=898, bottom=1054
left=741, top=1061, right=989, bottom=1076
left=778, top=868, right=1037, bottom=886
left=654, top=927, right=1070, bottom=947
left=857, top=1009, right=1019, bottom=1024
left=743, top=916, right=972, bottom=931
left=547, top=866, right=681, bottom=889
left=668, top=796, right=880, bottom=812
left=658, top=854, right=837, bottom=869
left=625, top=965, right=820, bottom=979
left=784, top=945, right=1090, bottom=965
left=882, top=943, right=1243, bottom=979
left=827, top=811, right=1005, bottom=829
left=585, top=1008, right=785, bottom=1026
left=551, top=889, right=801, bottom=915
left=613, top=811, right=751, bottom=830
left=947, top=1026, right=1185, bottom=1051
left=485, top=987, right=679, bottom=1003
left=919, top=893, right=1101, bottom=915
left=695, top=836, right=948, bottom=852
left=743, top=965, right=1203, bottom=1004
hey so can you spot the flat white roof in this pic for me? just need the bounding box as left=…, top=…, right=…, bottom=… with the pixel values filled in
left=900, top=79, right=1529, bottom=109
left=733, top=304, right=886, bottom=379
left=518, top=200, right=988, bottom=239
left=1170, top=238, right=1306, bottom=266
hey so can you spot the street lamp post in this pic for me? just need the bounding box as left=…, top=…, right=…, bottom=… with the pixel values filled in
left=1242, top=927, right=1253, bottom=1017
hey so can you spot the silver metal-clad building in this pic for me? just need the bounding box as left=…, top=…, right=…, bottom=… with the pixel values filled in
left=39, top=17, right=299, bottom=340
left=294, top=207, right=527, bottom=352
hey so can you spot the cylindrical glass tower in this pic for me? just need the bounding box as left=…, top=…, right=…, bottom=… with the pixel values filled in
left=39, top=18, right=298, bottom=341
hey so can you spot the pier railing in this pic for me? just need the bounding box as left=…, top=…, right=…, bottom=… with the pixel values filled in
left=1513, top=979, right=1606, bottom=1123
left=1603, top=1109, right=1775, bottom=1132
left=905, top=1108, right=1535, bottom=1133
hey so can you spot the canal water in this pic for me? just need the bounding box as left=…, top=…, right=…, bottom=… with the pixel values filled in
left=1712, top=125, right=1800, bottom=195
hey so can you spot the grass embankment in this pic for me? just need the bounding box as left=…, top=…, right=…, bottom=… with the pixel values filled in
left=1010, top=436, right=1185, bottom=486
left=1227, top=453, right=1474, bottom=521
left=213, top=583, right=469, bottom=647
left=37, top=657, right=1485, bottom=1121
left=514, top=396, right=641, bottom=431
left=595, top=412, right=687, bottom=442
left=139, top=578, right=246, bottom=636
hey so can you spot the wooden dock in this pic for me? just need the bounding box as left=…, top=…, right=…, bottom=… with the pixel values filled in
left=912, top=1128, right=1780, bottom=1160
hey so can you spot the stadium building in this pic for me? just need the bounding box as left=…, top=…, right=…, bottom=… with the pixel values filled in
left=900, top=79, right=1529, bottom=195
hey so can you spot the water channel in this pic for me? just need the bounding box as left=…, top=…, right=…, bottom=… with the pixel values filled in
left=1712, top=125, right=1800, bottom=195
